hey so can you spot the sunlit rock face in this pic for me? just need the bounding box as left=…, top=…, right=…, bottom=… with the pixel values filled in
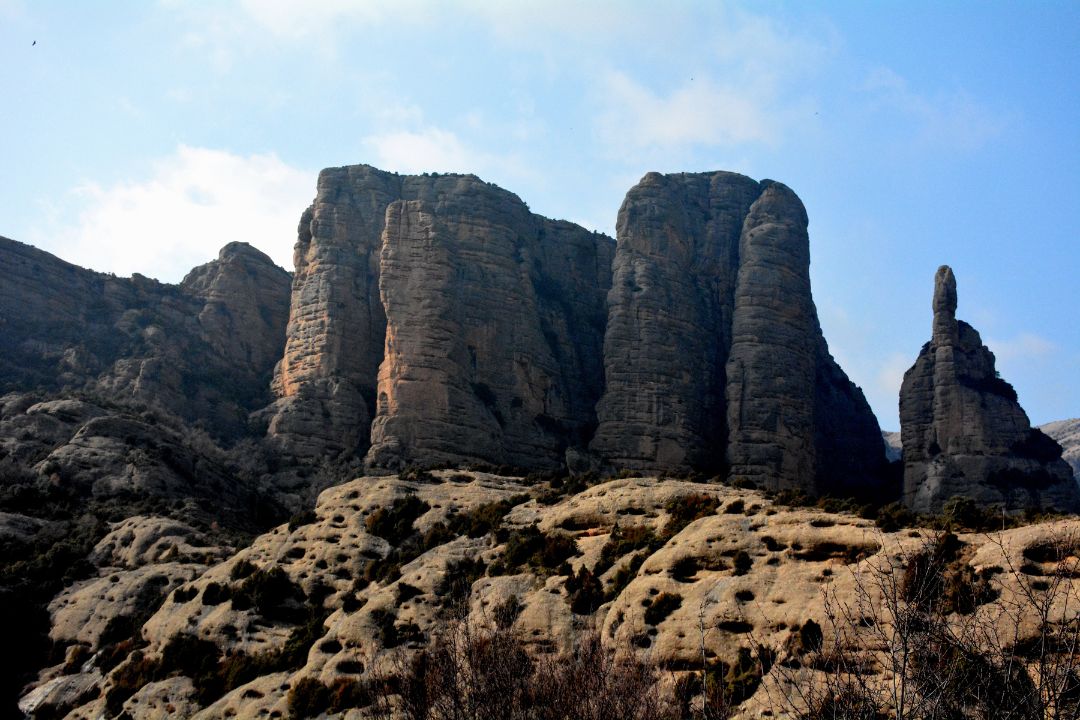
left=267, top=165, right=613, bottom=468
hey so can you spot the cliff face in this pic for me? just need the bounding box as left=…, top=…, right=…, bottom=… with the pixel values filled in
left=591, top=173, right=885, bottom=495
left=367, top=181, right=613, bottom=470
left=0, top=238, right=290, bottom=442
left=268, top=166, right=614, bottom=469
left=900, top=266, right=1079, bottom=513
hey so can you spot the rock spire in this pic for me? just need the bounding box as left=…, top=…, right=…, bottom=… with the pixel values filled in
left=900, top=265, right=1079, bottom=513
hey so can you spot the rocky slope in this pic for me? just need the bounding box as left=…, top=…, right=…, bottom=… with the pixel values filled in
left=22, top=470, right=1080, bottom=719
left=1041, top=418, right=1080, bottom=478
left=591, top=173, right=885, bottom=493
left=900, top=266, right=1079, bottom=513
left=0, top=238, right=290, bottom=443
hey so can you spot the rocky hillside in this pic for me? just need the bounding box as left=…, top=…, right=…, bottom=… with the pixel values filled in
left=1041, top=418, right=1080, bottom=478
left=4, top=165, right=1078, bottom=718
left=0, top=238, right=290, bottom=443
left=20, top=470, right=1080, bottom=719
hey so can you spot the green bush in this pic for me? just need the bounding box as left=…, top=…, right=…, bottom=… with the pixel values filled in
left=493, top=525, right=580, bottom=574
left=595, top=524, right=661, bottom=576
left=664, top=494, right=720, bottom=537
left=565, top=567, right=604, bottom=614
left=643, top=592, right=682, bottom=625
left=366, top=495, right=431, bottom=545
left=732, top=550, right=753, bottom=576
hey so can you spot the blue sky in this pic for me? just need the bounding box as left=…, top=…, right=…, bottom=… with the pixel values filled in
left=2, top=1, right=1078, bottom=430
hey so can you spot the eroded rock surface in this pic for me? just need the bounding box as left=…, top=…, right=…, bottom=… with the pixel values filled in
left=591, top=173, right=885, bottom=494
left=0, top=237, right=289, bottom=442
left=1041, top=418, right=1080, bottom=479
left=269, top=166, right=613, bottom=469
left=34, top=473, right=1080, bottom=720
left=368, top=180, right=613, bottom=470
left=900, top=266, right=1079, bottom=513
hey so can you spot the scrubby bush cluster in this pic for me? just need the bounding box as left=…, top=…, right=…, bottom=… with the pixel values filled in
left=767, top=531, right=1080, bottom=719
left=285, top=619, right=674, bottom=720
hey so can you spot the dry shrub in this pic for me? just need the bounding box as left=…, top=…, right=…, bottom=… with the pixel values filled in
left=377, top=616, right=673, bottom=720
left=766, top=530, right=1080, bottom=720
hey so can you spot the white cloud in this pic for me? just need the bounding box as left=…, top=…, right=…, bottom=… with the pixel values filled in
left=33, top=146, right=312, bottom=282
left=862, top=67, right=1006, bottom=150
left=590, top=9, right=829, bottom=155
left=986, top=333, right=1057, bottom=363
left=362, top=126, right=540, bottom=189
left=597, top=72, right=779, bottom=150
left=363, top=128, right=479, bottom=175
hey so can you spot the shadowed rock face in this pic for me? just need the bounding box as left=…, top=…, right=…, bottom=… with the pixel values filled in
left=900, top=266, right=1080, bottom=513
left=0, top=237, right=290, bottom=442
left=591, top=173, right=886, bottom=495
left=367, top=182, right=613, bottom=470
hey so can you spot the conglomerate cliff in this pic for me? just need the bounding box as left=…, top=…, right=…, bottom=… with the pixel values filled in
left=590, top=172, right=885, bottom=495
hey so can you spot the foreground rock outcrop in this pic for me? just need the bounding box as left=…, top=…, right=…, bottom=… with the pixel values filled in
left=27, top=471, right=1080, bottom=719
left=591, top=173, right=885, bottom=494
left=900, top=266, right=1079, bottom=513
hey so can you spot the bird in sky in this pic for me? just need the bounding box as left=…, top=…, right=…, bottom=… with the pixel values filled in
left=32, top=41, right=36, bottom=46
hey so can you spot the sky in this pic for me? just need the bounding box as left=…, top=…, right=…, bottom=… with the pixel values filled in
left=2, top=1, right=1078, bottom=431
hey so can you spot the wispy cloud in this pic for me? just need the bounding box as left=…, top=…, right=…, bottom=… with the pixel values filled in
left=590, top=8, right=830, bottom=156
left=362, top=125, right=538, bottom=188
left=986, top=332, right=1057, bottom=363
left=596, top=72, right=780, bottom=150
left=32, top=146, right=312, bottom=282
left=862, top=67, right=1007, bottom=151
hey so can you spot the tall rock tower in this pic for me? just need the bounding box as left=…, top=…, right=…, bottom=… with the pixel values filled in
left=900, top=266, right=1079, bottom=513
left=591, top=172, right=886, bottom=496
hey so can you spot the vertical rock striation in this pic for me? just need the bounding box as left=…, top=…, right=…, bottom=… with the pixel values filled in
left=366, top=178, right=613, bottom=470
left=590, top=172, right=759, bottom=471
left=900, top=266, right=1079, bottom=513
left=591, top=173, right=885, bottom=495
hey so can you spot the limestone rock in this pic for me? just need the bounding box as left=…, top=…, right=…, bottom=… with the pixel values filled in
left=180, top=242, right=291, bottom=375
left=48, top=562, right=205, bottom=647
left=882, top=431, right=902, bottom=462
left=900, top=266, right=1079, bottom=513
left=367, top=180, right=613, bottom=470
left=89, top=515, right=226, bottom=569
left=591, top=173, right=885, bottom=495
left=591, top=172, right=758, bottom=471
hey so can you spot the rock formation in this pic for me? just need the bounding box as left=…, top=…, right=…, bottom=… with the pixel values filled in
left=268, top=165, right=613, bottom=468
left=0, top=237, right=290, bottom=442
left=367, top=180, right=613, bottom=470
left=900, top=266, right=1079, bottom=513
left=591, top=173, right=885, bottom=495
left=1041, top=418, right=1080, bottom=479
left=24, top=470, right=1080, bottom=719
